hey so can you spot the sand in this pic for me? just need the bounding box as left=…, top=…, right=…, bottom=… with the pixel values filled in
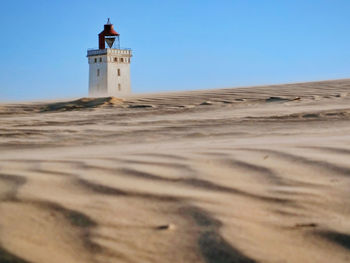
left=0, top=79, right=350, bottom=263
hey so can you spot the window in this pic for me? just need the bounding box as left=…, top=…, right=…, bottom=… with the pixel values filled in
left=94, top=58, right=97, bottom=63
left=118, top=84, right=121, bottom=91
left=97, top=69, right=100, bottom=77
left=120, top=58, right=124, bottom=63
left=117, top=69, right=121, bottom=76
left=114, top=57, right=118, bottom=62
left=99, top=57, right=102, bottom=62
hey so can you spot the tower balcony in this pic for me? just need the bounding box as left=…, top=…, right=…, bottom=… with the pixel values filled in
left=87, top=48, right=132, bottom=57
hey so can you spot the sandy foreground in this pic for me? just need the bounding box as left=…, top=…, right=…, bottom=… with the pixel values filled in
left=0, top=79, right=350, bottom=263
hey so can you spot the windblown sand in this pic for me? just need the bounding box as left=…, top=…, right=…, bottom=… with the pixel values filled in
left=1, top=79, right=350, bottom=263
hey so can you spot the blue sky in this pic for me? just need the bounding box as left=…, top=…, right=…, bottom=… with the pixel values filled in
left=1, top=0, right=350, bottom=101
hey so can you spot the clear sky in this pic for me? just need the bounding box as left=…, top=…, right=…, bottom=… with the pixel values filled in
left=1, top=0, right=350, bottom=101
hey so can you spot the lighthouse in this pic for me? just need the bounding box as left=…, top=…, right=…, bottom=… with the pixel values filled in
left=87, top=19, right=132, bottom=97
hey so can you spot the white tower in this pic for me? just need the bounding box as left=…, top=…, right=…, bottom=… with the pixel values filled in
left=87, top=19, right=132, bottom=97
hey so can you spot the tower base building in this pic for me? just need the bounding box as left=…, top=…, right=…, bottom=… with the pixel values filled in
left=87, top=19, right=132, bottom=97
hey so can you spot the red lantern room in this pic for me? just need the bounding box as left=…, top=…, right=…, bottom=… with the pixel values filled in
left=98, top=18, right=120, bottom=49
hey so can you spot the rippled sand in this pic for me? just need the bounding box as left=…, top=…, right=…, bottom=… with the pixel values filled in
left=1, top=79, right=350, bottom=263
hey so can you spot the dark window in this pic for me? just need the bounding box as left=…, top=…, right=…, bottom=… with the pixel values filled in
left=99, top=57, right=102, bottom=62
left=97, top=69, right=100, bottom=76
left=114, top=57, right=118, bottom=62
left=117, top=69, right=121, bottom=76
left=94, top=58, right=97, bottom=63
left=120, top=58, right=124, bottom=63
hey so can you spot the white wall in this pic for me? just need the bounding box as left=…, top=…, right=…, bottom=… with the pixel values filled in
left=88, top=49, right=132, bottom=97
left=88, top=56, right=108, bottom=97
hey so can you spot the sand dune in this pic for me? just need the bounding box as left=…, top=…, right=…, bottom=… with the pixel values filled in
left=1, top=79, right=350, bottom=262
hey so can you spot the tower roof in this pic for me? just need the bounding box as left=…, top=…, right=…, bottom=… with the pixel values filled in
left=99, top=18, right=119, bottom=36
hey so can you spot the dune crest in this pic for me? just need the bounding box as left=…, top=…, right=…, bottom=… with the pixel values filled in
left=41, top=97, right=124, bottom=112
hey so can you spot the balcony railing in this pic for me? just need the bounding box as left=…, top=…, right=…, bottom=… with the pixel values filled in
left=87, top=47, right=131, bottom=51
left=87, top=48, right=132, bottom=56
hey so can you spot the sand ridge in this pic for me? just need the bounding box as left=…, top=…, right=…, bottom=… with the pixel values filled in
left=0, top=79, right=350, bottom=262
